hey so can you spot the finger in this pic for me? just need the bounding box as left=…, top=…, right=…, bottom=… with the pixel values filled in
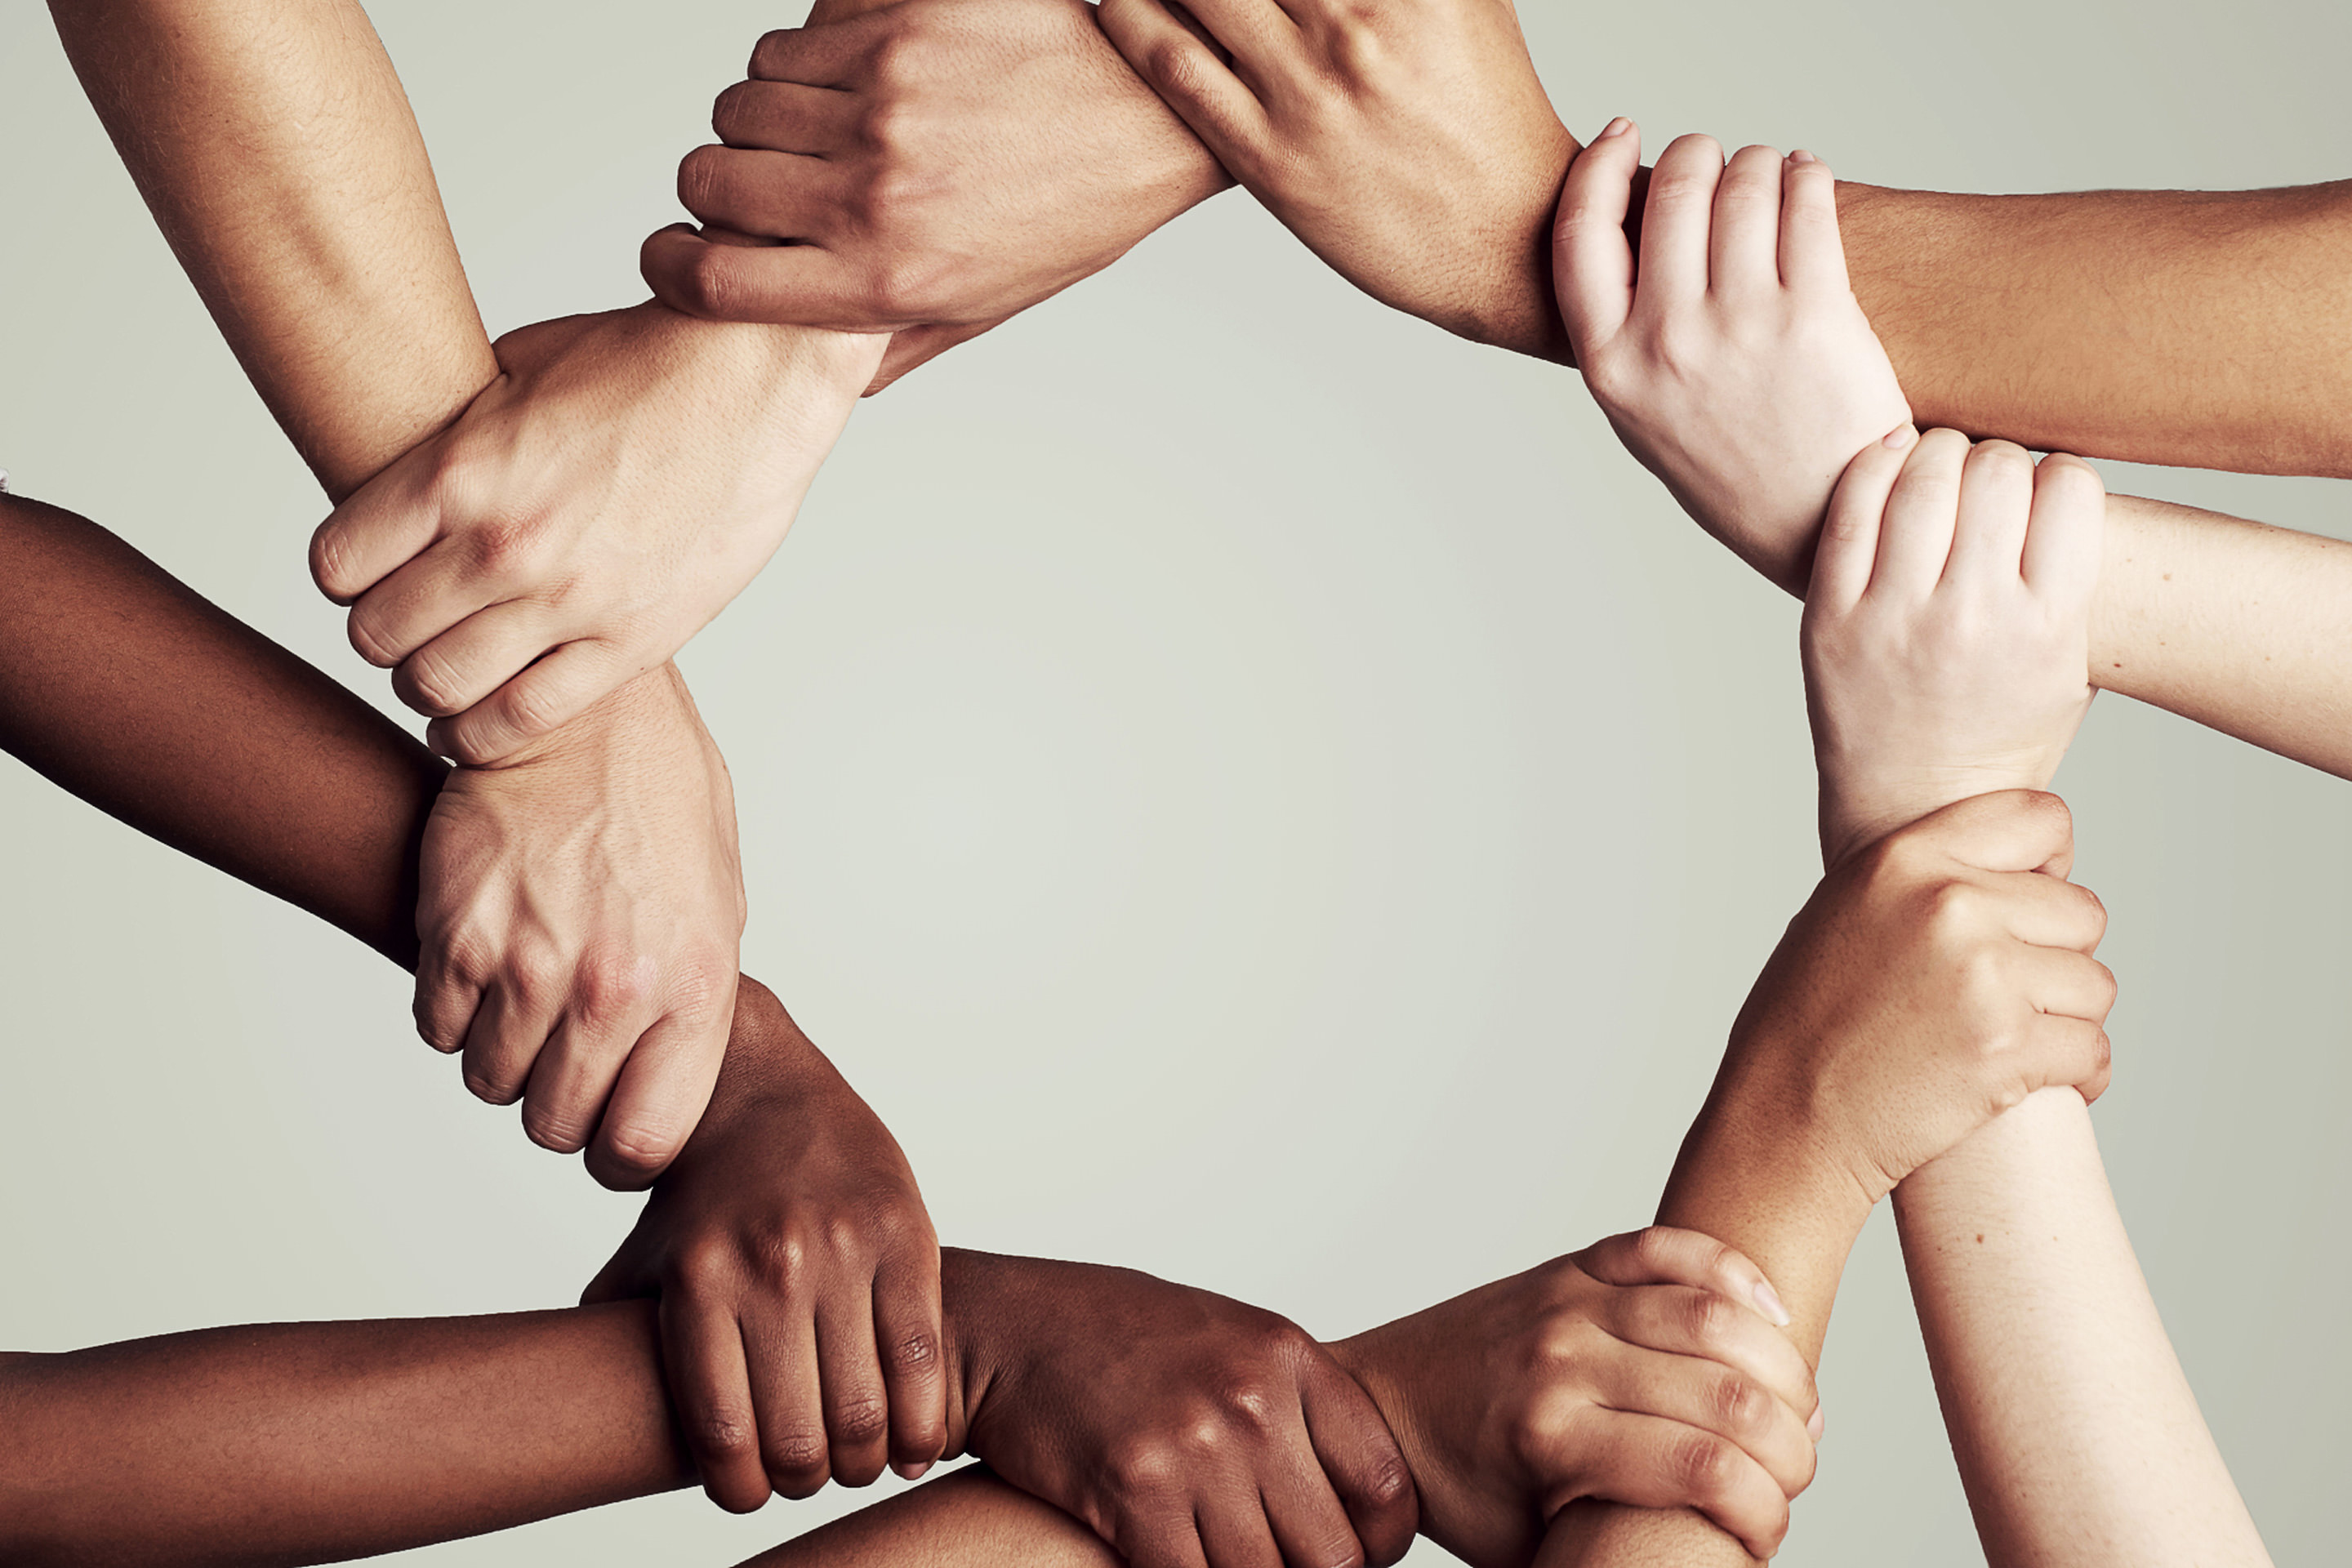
left=1114, top=1514, right=1213, bottom=1568
left=585, top=998, right=733, bottom=1191
left=713, top=78, right=855, bottom=154
left=1708, top=144, right=1785, bottom=298
left=677, top=144, right=849, bottom=243
left=1778, top=149, right=1850, bottom=292
left=457, top=979, right=559, bottom=1109
left=1906, top=790, right=2076, bottom=878
left=1867, top=426, right=1971, bottom=598
left=1941, top=439, right=2037, bottom=589
left=749, top=18, right=893, bottom=87
left=1098, top=0, right=1272, bottom=166
left=1261, top=1432, right=1376, bottom=1568
left=1193, top=1498, right=1285, bottom=1568
left=2018, top=1011, right=2116, bottom=1104
left=1554, top=118, right=1642, bottom=359
left=309, top=459, right=443, bottom=605
left=2021, top=451, right=2108, bottom=607
left=1980, top=864, right=2109, bottom=954
left=345, top=520, right=536, bottom=675
left=428, top=638, right=638, bottom=765
left=745, top=1299, right=831, bottom=1499
left=1538, top=1409, right=1792, bottom=1561
left=1298, top=1357, right=1419, bottom=1566
left=641, top=224, right=892, bottom=327
left=873, top=1251, right=949, bottom=1479
left=1589, top=1347, right=1816, bottom=1501
left=1602, top=1281, right=1820, bottom=1426
left=666, top=1295, right=772, bottom=1512
left=1574, top=1226, right=1793, bottom=1330
left=1160, top=0, right=1303, bottom=80
left=390, top=600, right=564, bottom=719
left=412, top=938, right=483, bottom=1056
left=519, top=947, right=670, bottom=1159
left=1806, top=424, right=1918, bottom=612
left=814, top=1282, right=893, bottom=1489
left=1635, top=134, right=1726, bottom=314
left=2011, top=942, right=2119, bottom=1026
left=868, top=319, right=990, bottom=394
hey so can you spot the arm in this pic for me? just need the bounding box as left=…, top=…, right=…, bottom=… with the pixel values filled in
left=651, top=0, right=2352, bottom=477
left=50, top=0, right=884, bottom=765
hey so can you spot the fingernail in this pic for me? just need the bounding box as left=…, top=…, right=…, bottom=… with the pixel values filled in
left=898, top=1460, right=933, bottom=1481
left=1789, top=149, right=1819, bottom=165
left=1753, top=1279, right=1792, bottom=1327
left=1883, top=423, right=1918, bottom=449
left=1808, top=1404, right=1826, bottom=1442
left=1597, top=116, right=1632, bottom=140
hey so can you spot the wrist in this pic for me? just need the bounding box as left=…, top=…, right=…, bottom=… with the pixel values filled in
left=619, top=298, right=883, bottom=416
left=1677, top=1059, right=1882, bottom=1241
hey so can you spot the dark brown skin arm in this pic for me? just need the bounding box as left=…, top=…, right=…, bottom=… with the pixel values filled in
left=0, top=491, right=442, bottom=966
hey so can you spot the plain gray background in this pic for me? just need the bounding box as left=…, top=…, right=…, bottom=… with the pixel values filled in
left=2, top=1, right=2347, bottom=1561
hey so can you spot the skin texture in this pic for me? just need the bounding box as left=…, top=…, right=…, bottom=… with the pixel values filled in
left=1802, top=430, right=2105, bottom=871
left=312, top=306, right=886, bottom=764
left=46, top=0, right=935, bottom=1485
left=1557, top=128, right=1910, bottom=593
left=47, top=0, right=770, bottom=1184
left=647, top=0, right=1232, bottom=390
left=0, top=490, right=1829, bottom=1562
left=653, top=0, right=2352, bottom=479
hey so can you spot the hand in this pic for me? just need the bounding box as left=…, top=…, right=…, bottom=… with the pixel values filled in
left=947, top=1250, right=1419, bottom=1568
left=644, top=0, right=1232, bottom=392
left=415, top=663, right=743, bottom=1185
left=1556, top=124, right=1913, bottom=592
left=1333, top=1228, right=1820, bottom=1566
left=1804, top=429, right=2105, bottom=866
left=1097, top=0, right=1578, bottom=359
left=310, top=303, right=880, bottom=764
left=582, top=982, right=947, bottom=1509
left=1707, top=792, right=2116, bottom=1209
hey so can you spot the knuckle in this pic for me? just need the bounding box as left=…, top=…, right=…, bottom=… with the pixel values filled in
left=1686, top=1288, right=1738, bottom=1348
left=677, top=145, right=733, bottom=221
left=599, top=1116, right=682, bottom=1178
left=689, top=1403, right=760, bottom=1462
left=1713, top=1373, right=1768, bottom=1437
left=885, top=1326, right=940, bottom=1377
left=1671, top=1432, right=1737, bottom=1499
left=523, top=1102, right=594, bottom=1154
left=764, top=1428, right=831, bottom=1486
left=831, top=1390, right=890, bottom=1446
left=310, top=521, right=361, bottom=601
left=573, top=946, right=656, bottom=1022
left=399, top=645, right=469, bottom=717
left=1107, top=1434, right=1178, bottom=1493
left=753, top=1224, right=812, bottom=1290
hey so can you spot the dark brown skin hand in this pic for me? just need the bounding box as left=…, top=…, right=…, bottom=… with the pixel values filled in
left=644, top=0, right=1232, bottom=393
left=581, top=980, right=947, bottom=1511
left=945, top=1250, right=1419, bottom=1568
left=1332, top=1231, right=1820, bottom=1566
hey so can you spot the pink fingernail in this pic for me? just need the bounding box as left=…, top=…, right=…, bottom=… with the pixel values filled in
left=1597, top=116, right=1632, bottom=140
left=1789, top=149, right=1820, bottom=165
left=1808, top=1404, right=1826, bottom=1442
left=1753, top=1279, right=1792, bottom=1327
left=1883, top=423, right=1918, bottom=448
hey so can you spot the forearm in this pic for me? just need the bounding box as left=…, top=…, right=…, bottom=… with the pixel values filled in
left=735, top=1466, right=1120, bottom=1568
left=1892, top=1089, right=2266, bottom=1566
left=1842, top=180, right=2352, bottom=479
left=0, top=492, right=441, bottom=964
left=48, top=0, right=494, bottom=499
left=0, top=1304, right=690, bottom=1566
left=2091, top=492, right=2352, bottom=777
left=1536, top=1094, right=1873, bottom=1566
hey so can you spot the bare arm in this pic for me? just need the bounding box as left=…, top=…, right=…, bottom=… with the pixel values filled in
left=47, top=0, right=492, bottom=499
left=658, top=0, right=2352, bottom=479
left=2093, top=492, right=2352, bottom=777
left=1892, top=1093, right=2265, bottom=1566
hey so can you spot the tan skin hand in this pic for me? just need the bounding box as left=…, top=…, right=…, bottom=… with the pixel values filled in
left=1805, top=430, right=2106, bottom=869
left=310, top=305, right=881, bottom=764
left=644, top=0, right=1232, bottom=393
left=582, top=982, right=947, bottom=1508
left=1332, top=1228, right=1821, bottom=1566
left=1705, top=792, right=2116, bottom=1209
left=415, top=662, right=745, bottom=1187
left=1555, top=124, right=1912, bottom=595
left=1098, top=0, right=1578, bottom=359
